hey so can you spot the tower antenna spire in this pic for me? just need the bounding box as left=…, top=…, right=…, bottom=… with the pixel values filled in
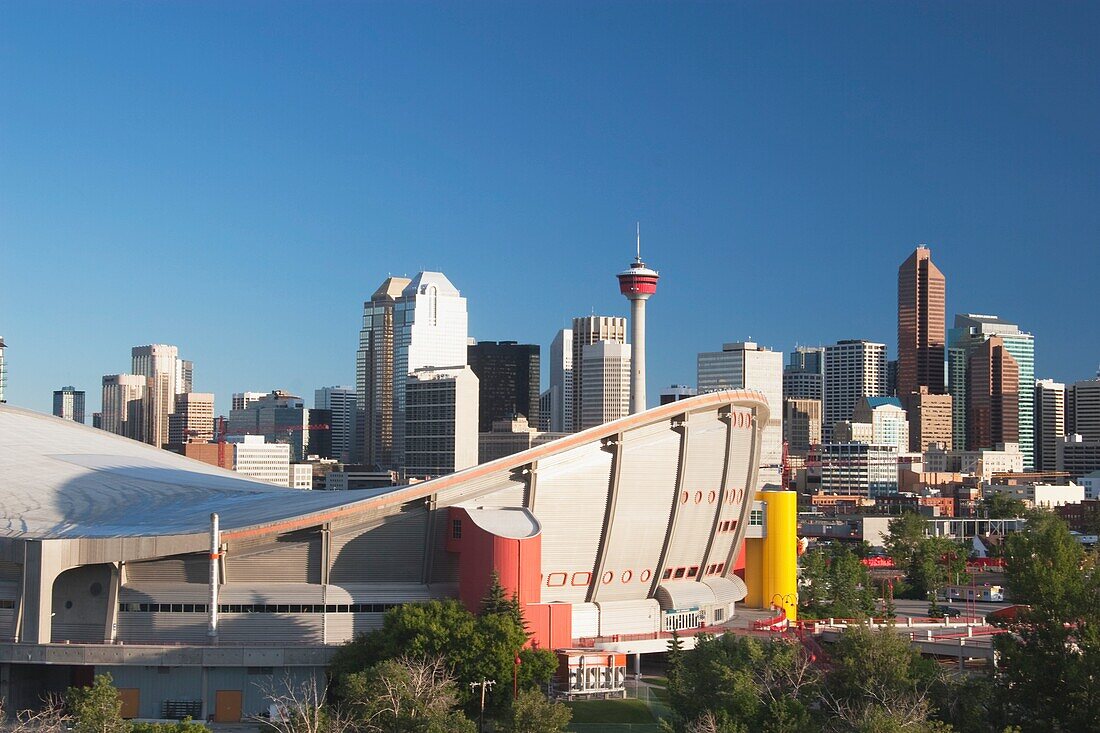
left=636, top=222, right=641, bottom=262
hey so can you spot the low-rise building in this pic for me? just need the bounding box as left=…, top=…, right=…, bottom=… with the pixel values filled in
left=811, top=442, right=898, bottom=498
left=924, top=442, right=1024, bottom=481
left=1080, top=470, right=1100, bottom=501
left=228, top=435, right=291, bottom=487
left=478, top=415, right=566, bottom=463
left=985, top=482, right=1085, bottom=509
left=1057, top=434, right=1100, bottom=482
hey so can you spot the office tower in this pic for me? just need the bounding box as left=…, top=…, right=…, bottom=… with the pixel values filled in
left=0, top=336, right=6, bottom=403
left=886, top=360, right=898, bottom=398
left=813, top=442, right=899, bottom=498
left=392, top=272, right=470, bottom=472
left=228, top=390, right=311, bottom=461
left=467, top=341, right=540, bottom=432
left=228, top=435, right=292, bottom=487
left=897, top=246, right=951, bottom=453
left=547, top=328, right=573, bottom=433
left=404, top=366, right=479, bottom=478
left=660, top=385, right=698, bottom=405
left=571, top=317, right=627, bottom=432
left=949, top=314, right=1035, bottom=467
left=307, top=408, right=333, bottom=459
left=850, top=396, right=910, bottom=451
left=1057, top=434, right=1100, bottom=481
left=101, top=374, right=149, bottom=440
left=1066, top=376, right=1100, bottom=441
left=1035, top=379, right=1066, bottom=472
left=478, top=415, right=565, bottom=463
left=355, top=276, right=411, bottom=467
left=966, top=336, right=1019, bottom=451
left=168, top=392, right=215, bottom=444
left=315, top=386, right=356, bottom=462
left=131, top=344, right=183, bottom=448
left=617, top=227, right=659, bottom=414
left=822, top=340, right=888, bottom=443
left=580, top=341, right=631, bottom=430
left=232, top=392, right=267, bottom=411
left=91, top=412, right=102, bottom=429
left=179, top=360, right=194, bottom=394
left=697, top=341, right=784, bottom=488
left=783, top=398, right=821, bottom=456
left=537, top=389, right=552, bottom=431
left=52, top=386, right=86, bottom=424
left=783, top=346, right=824, bottom=401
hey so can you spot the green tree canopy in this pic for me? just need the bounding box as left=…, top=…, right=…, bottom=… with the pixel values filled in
left=799, top=544, right=876, bottom=620
left=500, top=690, right=571, bottom=733
left=65, top=674, right=128, bottom=733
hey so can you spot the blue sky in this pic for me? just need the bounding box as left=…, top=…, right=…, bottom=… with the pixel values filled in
left=1, top=1, right=1097, bottom=416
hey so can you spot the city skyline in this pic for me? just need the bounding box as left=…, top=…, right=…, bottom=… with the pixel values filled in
left=3, top=4, right=1099, bottom=415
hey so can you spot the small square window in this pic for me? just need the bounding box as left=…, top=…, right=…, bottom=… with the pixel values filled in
left=451, top=519, right=462, bottom=539
left=673, top=567, right=686, bottom=579
left=687, top=566, right=699, bottom=578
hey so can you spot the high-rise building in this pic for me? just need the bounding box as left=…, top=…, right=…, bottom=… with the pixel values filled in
left=896, top=246, right=951, bottom=453
left=660, top=385, right=698, bottom=405
left=1058, top=434, right=1100, bottom=482
left=315, top=386, right=357, bottom=463
left=812, top=442, right=899, bottom=497
left=131, top=344, right=184, bottom=448
left=822, top=340, right=888, bottom=443
left=617, top=227, right=659, bottom=414
left=231, top=392, right=267, bottom=411
left=168, top=392, right=215, bottom=444
left=52, top=386, right=86, bottom=424
left=101, top=374, right=149, bottom=440
left=850, top=396, right=910, bottom=452
left=392, top=273, right=470, bottom=473
left=355, top=276, right=411, bottom=467
left=547, top=328, right=573, bottom=433
left=783, top=346, right=824, bottom=401
left=1066, top=376, right=1100, bottom=442
left=537, top=389, right=552, bottom=431
left=404, top=366, right=479, bottom=478
left=948, top=314, right=1035, bottom=469
left=966, top=336, right=1019, bottom=452
left=897, top=246, right=946, bottom=398
left=783, top=398, right=821, bottom=456
left=0, top=336, right=6, bottom=403
left=228, top=390, right=311, bottom=461
left=179, top=360, right=194, bottom=394
left=571, top=317, right=627, bottom=433
left=580, top=341, right=632, bottom=430
left=1035, top=379, right=1066, bottom=472
left=467, top=341, right=540, bottom=432
left=698, top=341, right=783, bottom=488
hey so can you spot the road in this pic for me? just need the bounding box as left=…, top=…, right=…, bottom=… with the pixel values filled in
left=890, top=599, right=1009, bottom=621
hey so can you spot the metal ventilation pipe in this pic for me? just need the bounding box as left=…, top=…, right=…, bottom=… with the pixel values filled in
left=209, top=512, right=220, bottom=640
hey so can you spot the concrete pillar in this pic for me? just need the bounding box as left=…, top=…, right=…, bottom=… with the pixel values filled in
left=633, top=653, right=641, bottom=680
left=21, top=540, right=67, bottom=644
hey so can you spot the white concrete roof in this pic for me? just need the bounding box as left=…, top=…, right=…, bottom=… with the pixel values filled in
left=0, top=404, right=365, bottom=539
left=462, top=506, right=541, bottom=539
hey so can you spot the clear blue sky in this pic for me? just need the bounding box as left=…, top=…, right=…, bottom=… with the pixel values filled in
left=2, top=2, right=1097, bottom=416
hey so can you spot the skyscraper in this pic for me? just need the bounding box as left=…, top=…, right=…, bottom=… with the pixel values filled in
left=1066, top=375, right=1100, bottom=442
left=168, top=392, right=215, bottom=444
left=822, top=340, right=888, bottom=442
left=1034, top=379, right=1066, bottom=472
left=949, top=314, right=1035, bottom=468
left=697, top=341, right=783, bottom=488
left=966, top=336, right=1019, bottom=451
left=0, top=336, right=6, bottom=403
left=547, top=328, right=573, bottom=433
left=897, top=246, right=952, bottom=453
left=580, top=341, right=631, bottom=430
left=467, top=341, right=540, bottom=432
left=179, top=360, right=194, bottom=394
left=228, top=390, right=311, bottom=460
left=617, top=227, right=659, bottom=414
left=101, top=374, right=149, bottom=440
left=392, top=272, right=469, bottom=472
left=356, top=276, right=411, bottom=468
left=783, top=398, right=822, bottom=456
left=232, top=392, right=267, bottom=411
left=53, top=386, right=86, bottom=424
left=571, top=316, right=627, bottom=433
left=131, top=344, right=184, bottom=448
left=315, top=386, right=357, bottom=463
left=404, top=366, right=479, bottom=478
left=783, top=346, right=824, bottom=401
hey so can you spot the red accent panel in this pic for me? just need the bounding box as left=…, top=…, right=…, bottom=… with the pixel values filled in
left=455, top=508, right=543, bottom=614
left=526, top=602, right=573, bottom=650
left=732, top=540, right=747, bottom=572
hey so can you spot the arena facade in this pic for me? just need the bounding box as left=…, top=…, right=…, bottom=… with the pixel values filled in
left=0, top=390, right=796, bottom=720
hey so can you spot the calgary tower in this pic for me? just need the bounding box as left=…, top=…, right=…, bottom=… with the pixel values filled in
left=617, top=224, right=660, bottom=414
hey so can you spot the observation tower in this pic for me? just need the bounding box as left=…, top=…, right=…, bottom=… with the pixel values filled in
left=617, top=225, right=660, bottom=414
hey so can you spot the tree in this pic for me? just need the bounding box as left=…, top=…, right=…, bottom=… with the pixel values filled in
left=66, top=674, right=128, bottom=733
left=500, top=690, right=571, bottom=733
left=799, top=545, right=876, bottom=619
left=339, top=655, right=476, bottom=733
left=884, top=513, right=966, bottom=600
left=982, top=493, right=1028, bottom=519
left=258, top=675, right=355, bottom=733
left=994, top=512, right=1100, bottom=732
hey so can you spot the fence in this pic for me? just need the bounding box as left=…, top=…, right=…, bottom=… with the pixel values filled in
left=563, top=679, right=672, bottom=733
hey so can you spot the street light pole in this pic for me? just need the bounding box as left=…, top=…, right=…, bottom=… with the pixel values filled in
left=469, top=679, right=496, bottom=732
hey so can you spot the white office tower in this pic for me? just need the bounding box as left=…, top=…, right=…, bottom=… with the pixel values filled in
left=571, top=317, right=627, bottom=432
left=231, top=392, right=268, bottom=411
left=0, top=336, right=6, bottom=403
left=168, top=392, right=215, bottom=444
left=697, top=341, right=783, bottom=489
left=823, top=340, right=888, bottom=443
left=1035, top=379, right=1066, bottom=472
left=850, top=397, right=910, bottom=452
left=315, top=386, right=357, bottom=463
left=547, top=328, right=574, bottom=433
left=131, top=344, right=184, bottom=448
left=101, top=374, right=149, bottom=441
left=404, top=366, right=479, bottom=478
left=53, top=386, right=86, bottom=424
left=229, top=435, right=292, bottom=487
left=580, top=341, right=632, bottom=430
left=179, top=360, right=194, bottom=394
left=392, top=272, right=469, bottom=472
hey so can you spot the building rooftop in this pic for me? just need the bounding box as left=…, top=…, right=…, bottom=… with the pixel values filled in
left=864, top=397, right=904, bottom=410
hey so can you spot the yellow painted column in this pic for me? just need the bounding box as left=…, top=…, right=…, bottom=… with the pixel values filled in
left=743, top=538, right=764, bottom=608
left=760, top=490, right=798, bottom=621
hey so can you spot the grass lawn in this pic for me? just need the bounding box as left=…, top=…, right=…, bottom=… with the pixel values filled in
left=565, top=698, right=656, bottom=725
